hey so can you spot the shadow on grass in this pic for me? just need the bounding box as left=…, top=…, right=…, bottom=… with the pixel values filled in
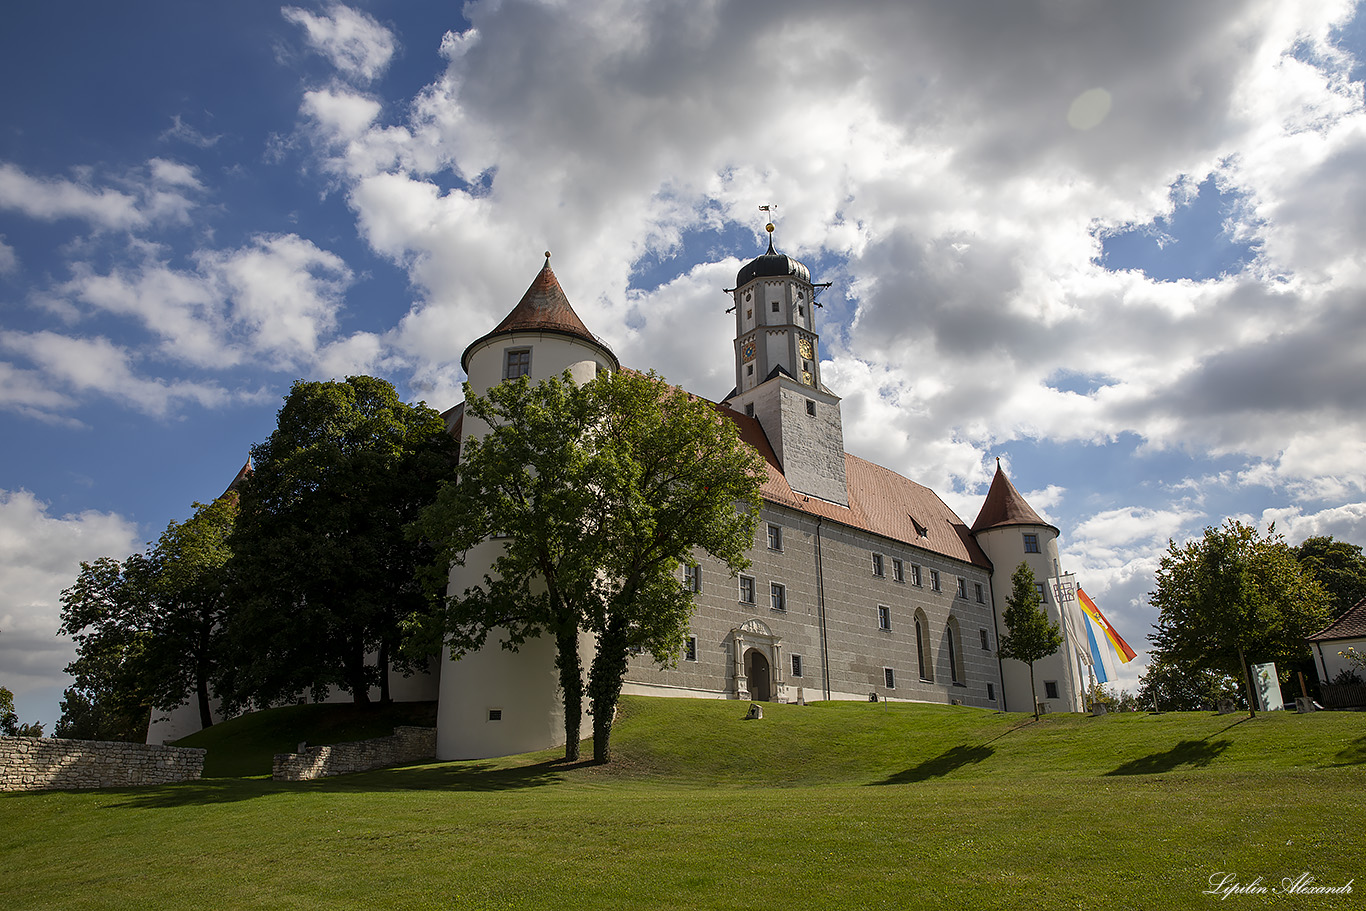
left=102, top=757, right=588, bottom=809
left=1105, top=739, right=1231, bottom=776
left=871, top=744, right=995, bottom=785
left=1327, top=733, right=1366, bottom=767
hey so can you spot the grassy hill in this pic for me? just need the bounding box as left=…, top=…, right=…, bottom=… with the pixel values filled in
left=3, top=697, right=1362, bottom=910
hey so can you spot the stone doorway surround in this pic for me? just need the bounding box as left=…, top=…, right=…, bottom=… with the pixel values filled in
left=731, top=618, right=786, bottom=702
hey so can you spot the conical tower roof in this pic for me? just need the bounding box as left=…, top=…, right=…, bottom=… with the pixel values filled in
left=461, top=254, right=618, bottom=372
left=970, top=460, right=1058, bottom=534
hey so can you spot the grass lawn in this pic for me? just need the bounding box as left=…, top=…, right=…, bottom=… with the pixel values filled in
left=2, top=698, right=1362, bottom=910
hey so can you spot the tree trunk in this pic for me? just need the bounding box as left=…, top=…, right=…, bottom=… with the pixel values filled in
left=348, top=643, right=371, bottom=704
left=196, top=674, right=214, bottom=729
left=588, top=614, right=630, bottom=764
left=1028, top=661, right=1039, bottom=720
left=378, top=639, right=391, bottom=704
left=1238, top=645, right=1256, bottom=718
left=555, top=621, right=583, bottom=763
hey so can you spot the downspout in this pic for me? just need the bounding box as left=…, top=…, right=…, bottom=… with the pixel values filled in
left=815, top=516, right=831, bottom=701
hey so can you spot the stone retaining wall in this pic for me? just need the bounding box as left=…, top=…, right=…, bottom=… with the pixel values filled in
left=0, top=736, right=206, bottom=791
left=272, top=726, right=436, bottom=781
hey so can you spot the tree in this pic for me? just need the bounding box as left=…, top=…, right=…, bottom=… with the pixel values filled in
left=1135, top=653, right=1243, bottom=712
left=56, top=557, right=154, bottom=742
left=0, top=685, right=18, bottom=736
left=1148, top=520, right=1331, bottom=717
left=583, top=370, right=765, bottom=762
left=223, top=376, right=458, bottom=712
left=415, top=370, right=766, bottom=763
left=1293, top=535, right=1366, bottom=620
left=996, top=562, right=1062, bottom=720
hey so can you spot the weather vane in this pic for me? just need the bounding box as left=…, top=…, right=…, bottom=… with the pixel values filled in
left=759, top=203, right=777, bottom=237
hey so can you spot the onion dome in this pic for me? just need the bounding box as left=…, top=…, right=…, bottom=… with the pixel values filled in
left=736, top=237, right=811, bottom=287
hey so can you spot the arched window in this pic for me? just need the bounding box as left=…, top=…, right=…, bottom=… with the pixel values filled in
left=947, top=616, right=965, bottom=685
left=915, top=610, right=932, bottom=682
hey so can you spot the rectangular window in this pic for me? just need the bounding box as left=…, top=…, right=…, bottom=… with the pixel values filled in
left=503, top=348, right=531, bottom=380
left=892, top=558, right=904, bottom=583
left=684, top=636, right=697, bottom=662
left=1035, top=583, right=1047, bottom=603
left=878, top=605, right=891, bottom=630
left=974, top=582, right=985, bottom=603
left=770, top=582, right=786, bottom=612
left=683, top=563, right=701, bottom=593
left=791, top=654, right=803, bottom=677
left=771, top=300, right=780, bottom=312
left=980, top=629, right=989, bottom=650
left=745, top=402, right=755, bottom=417
left=930, top=570, right=941, bottom=592
left=767, top=524, right=783, bottom=551
left=987, top=683, right=996, bottom=702
left=911, top=564, right=922, bottom=587
left=884, top=667, right=896, bottom=689
left=805, top=399, right=816, bottom=416
left=872, top=553, right=885, bottom=577
left=487, top=709, right=503, bottom=722
left=1044, top=680, right=1060, bottom=700
left=739, top=575, right=755, bottom=604
left=1023, top=533, right=1040, bottom=553
left=956, top=577, right=967, bottom=599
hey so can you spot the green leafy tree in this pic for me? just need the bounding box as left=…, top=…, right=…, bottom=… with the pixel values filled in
left=415, top=370, right=766, bottom=763
left=997, top=562, right=1062, bottom=720
left=1148, top=520, right=1331, bottom=717
left=412, top=373, right=607, bottom=762
left=223, top=376, right=458, bottom=711
left=0, top=685, right=19, bottom=736
left=1293, top=535, right=1366, bottom=620
left=1135, top=653, right=1243, bottom=712
left=56, top=556, right=154, bottom=742
left=584, top=371, right=765, bottom=762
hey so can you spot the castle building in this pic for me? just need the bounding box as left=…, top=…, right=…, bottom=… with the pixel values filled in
left=437, top=243, right=1087, bottom=760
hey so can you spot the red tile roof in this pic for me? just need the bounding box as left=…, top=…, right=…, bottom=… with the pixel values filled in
left=721, top=405, right=992, bottom=569
left=461, top=256, right=618, bottom=372
left=970, top=460, right=1057, bottom=534
left=1308, top=596, right=1366, bottom=642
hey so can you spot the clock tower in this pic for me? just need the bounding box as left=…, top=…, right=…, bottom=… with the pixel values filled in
left=725, top=231, right=848, bottom=506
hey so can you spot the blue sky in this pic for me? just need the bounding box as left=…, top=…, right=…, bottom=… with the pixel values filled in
left=4, top=1, right=1366, bottom=729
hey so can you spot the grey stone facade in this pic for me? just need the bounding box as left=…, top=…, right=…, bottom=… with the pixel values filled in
left=273, top=726, right=436, bottom=781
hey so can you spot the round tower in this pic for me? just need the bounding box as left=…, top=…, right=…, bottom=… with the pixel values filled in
left=970, top=460, right=1084, bottom=714
left=436, top=254, right=617, bottom=761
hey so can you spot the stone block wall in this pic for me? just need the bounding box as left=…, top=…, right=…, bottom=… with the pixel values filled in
left=272, top=726, right=436, bottom=781
left=0, top=736, right=206, bottom=791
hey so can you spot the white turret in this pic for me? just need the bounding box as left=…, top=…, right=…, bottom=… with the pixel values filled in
left=436, top=254, right=617, bottom=761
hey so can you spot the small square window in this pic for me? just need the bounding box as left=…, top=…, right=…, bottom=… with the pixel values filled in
left=892, top=558, right=904, bottom=583
left=767, top=524, right=783, bottom=551
left=1044, top=680, right=1060, bottom=700
left=930, top=570, right=941, bottom=592
left=878, top=605, right=891, bottom=631
left=683, top=563, right=701, bottom=593
left=980, top=629, right=989, bottom=650
left=872, top=553, right=885, bottom=577
left=910, top=564, right=922, bottom=587
left=772, top=300, right=780, bottom=312
left=487, top=709, right=503, bottom=722
left=1023, top=533, right=1040, bottom=554
left=684, top=636, right=697, bottom=662
left=739, top=575, right=756, bottom=604
left=770, top=582, right=786, bottom=612
left=503, top=348, right=531, bottom=380
left=745, top=403, right=755, bottom=418
left=791, top=654, right=804, bottom=677
left=884, top=668, right=896, bottom=689
left=805, top=399, right=816, bottom=416
left=975, top=582, right=985, bottom=604
left=956, top=577, right=967, bottom=599
left=747, top=363, right=754, bottom=376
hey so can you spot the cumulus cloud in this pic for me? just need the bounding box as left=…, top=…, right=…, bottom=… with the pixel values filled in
left=0, top=489, right=140, bottom=704
left=283, top=3, right=397, bottom=83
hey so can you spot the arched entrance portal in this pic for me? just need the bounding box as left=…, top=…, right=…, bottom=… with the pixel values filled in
left=744, top=648, right=772, bottom=702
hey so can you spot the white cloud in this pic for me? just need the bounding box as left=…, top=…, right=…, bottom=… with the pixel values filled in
left=283, top=3, right=396, bottom=83
left=0, top=490, right=140, bottom=705
left=0, top=162, right=146, bottom=230
left=0, top=236, right=16, bottom=274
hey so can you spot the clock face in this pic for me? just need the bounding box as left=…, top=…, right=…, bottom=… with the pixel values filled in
left=802, top=369, right=815, bottom=386
left=798, top=337, right=814, bottom=360
left=742, top=342, right=756, bottom=360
